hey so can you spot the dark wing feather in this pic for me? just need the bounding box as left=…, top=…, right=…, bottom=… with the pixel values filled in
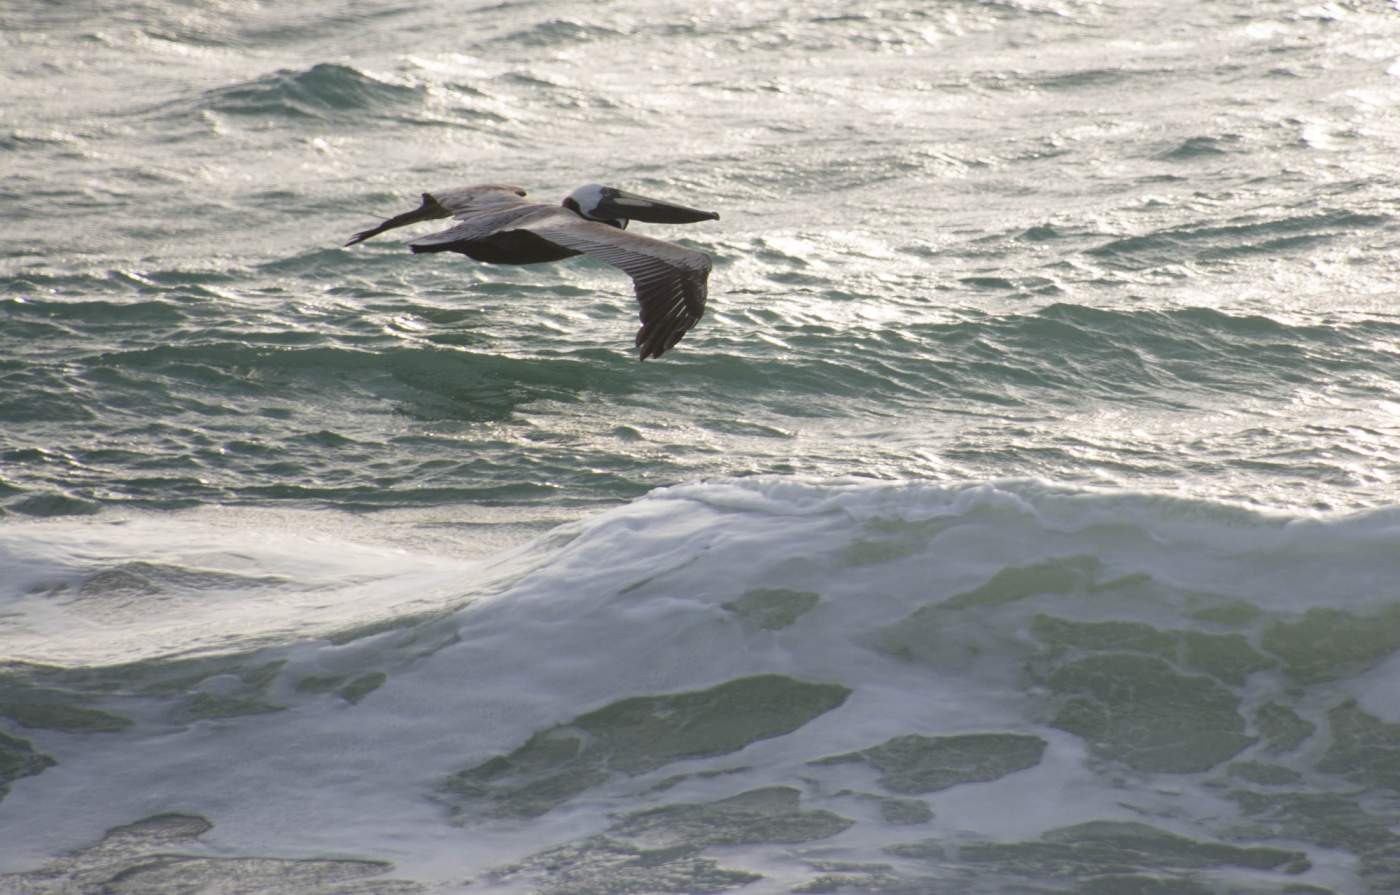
left=524, top=215, right=712, bottom=359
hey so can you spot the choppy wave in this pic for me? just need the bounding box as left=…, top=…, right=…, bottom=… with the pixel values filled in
left=4, top=479, right=1400, bottom=892
left=489, top=18, right=628, bottom=48
left=196, top=63, right=425, bottom=121
left=712, top=302, right=1400, bottom=409
left=4, top=284, right=1400, bottom=516
left=1088, top=208, right=1394, bottom=271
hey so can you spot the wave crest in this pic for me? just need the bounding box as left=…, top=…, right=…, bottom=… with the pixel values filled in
left=199, top=63, right=423, bottom=120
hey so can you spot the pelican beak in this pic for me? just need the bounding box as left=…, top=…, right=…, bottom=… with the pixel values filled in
left=594, top=187, right=720, bottom=224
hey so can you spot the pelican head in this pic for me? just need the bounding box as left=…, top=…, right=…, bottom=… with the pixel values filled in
left=562, top=184, right=720, bottom=230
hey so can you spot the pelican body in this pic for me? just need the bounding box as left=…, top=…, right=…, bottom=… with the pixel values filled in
left=346, top=184, right=719, bottom=359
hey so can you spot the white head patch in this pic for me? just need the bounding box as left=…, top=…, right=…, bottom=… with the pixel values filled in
left=566, top=183, right=609, bottom=219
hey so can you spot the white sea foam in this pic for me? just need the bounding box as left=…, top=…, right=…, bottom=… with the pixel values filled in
left=0, top=509, right=525, bottom=666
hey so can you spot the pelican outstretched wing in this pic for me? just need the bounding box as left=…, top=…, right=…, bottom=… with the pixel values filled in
left=524, top=215, right=712, bottom=360
left=345, top=185, right=529, bottom=246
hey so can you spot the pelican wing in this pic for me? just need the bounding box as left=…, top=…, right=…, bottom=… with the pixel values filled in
left=524, top=216, right=712, bottom=360
left=346, top=185, right=528, bottom=246
left=407, top=204, right=547, bottom=253
left=435, top=185, right=530, bottom=217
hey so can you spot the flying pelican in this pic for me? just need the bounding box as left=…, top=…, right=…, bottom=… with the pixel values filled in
left=346, top=184, right=720, bottom=359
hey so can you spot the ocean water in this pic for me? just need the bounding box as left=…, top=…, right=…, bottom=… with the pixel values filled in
left=3, top=0, right=1400, bottom=892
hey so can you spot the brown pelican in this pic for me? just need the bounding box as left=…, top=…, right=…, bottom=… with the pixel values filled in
left=346, top=184, right=720, bottom=359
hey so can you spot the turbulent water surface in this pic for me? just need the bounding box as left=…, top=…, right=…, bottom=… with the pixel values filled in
left=3, top=1, right=1400, bottom=893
